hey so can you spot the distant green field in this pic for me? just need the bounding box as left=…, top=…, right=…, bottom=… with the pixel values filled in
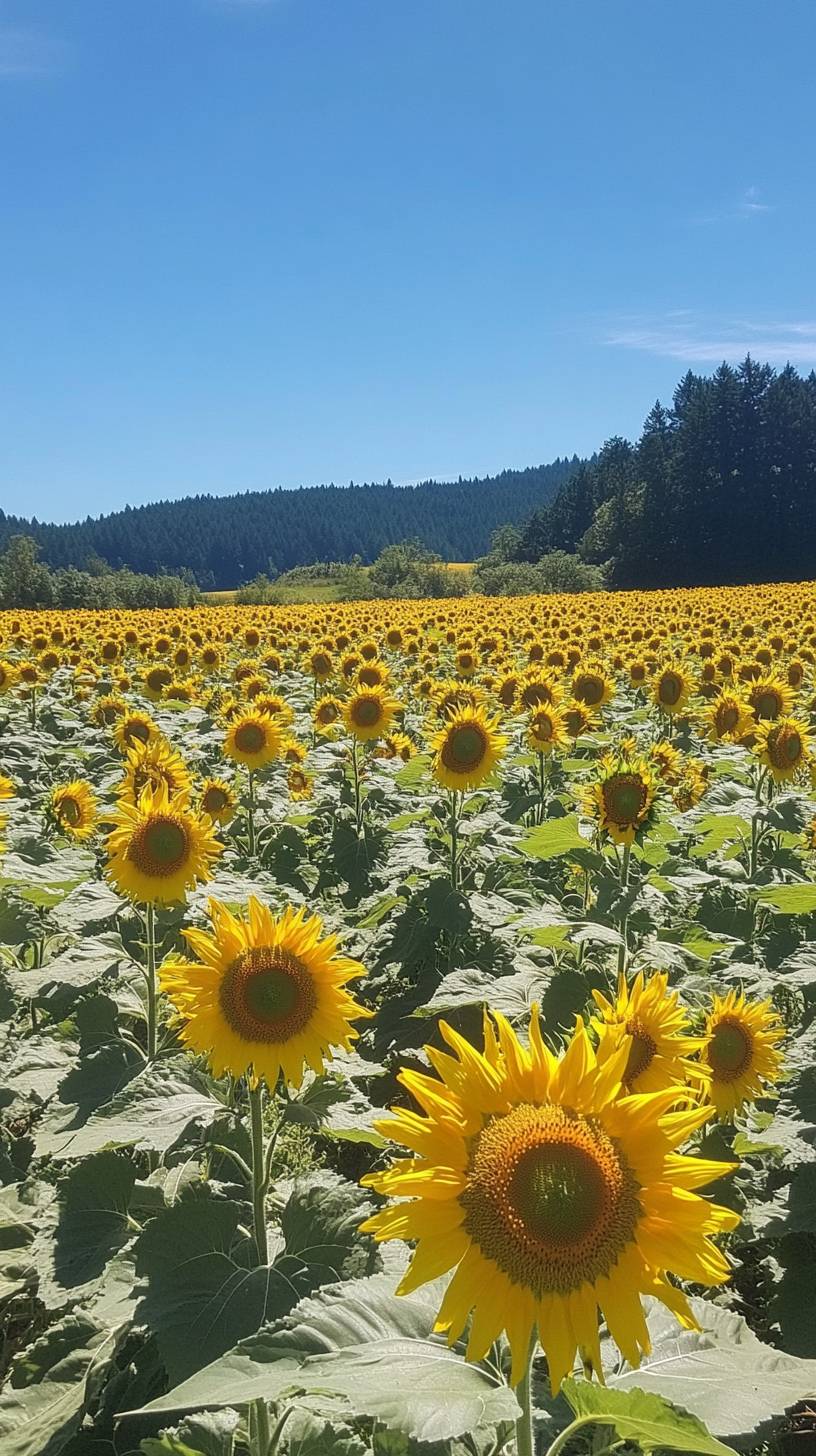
left=204, top=563, right=475, bottom=606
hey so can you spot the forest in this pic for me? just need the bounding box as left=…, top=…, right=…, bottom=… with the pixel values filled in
left=0, top=460, right=579, bottom=590
left=510, top=358, right=816, bottom=587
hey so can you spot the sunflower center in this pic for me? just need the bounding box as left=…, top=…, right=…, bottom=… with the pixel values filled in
left=658, top=674, right=682, bottom=706
left=442, top=724, right=487, bottom=772
left=353, top=698, right=382, bottom=727
left=753, top=690, right=781, bottom=720
left=125, top=720, right=151, bottom=745
left=128, top=816, right=190, bottom=877
left=707, top=1018, right=753, bottom=1082
left=603, top=775, right=647, bottom=824
left=235, top=722, right=266, bottom=754
left=59, top=796, right=82, bottom=826
left=717, top=705, right=739, bottom=734
left=624, top=1017, right=657, bottom=1083
left=219, top=947, right=317, bottom=1044
left=460, top=1102, right=641, bottom=1296
left=768, top=727, right=803, bottom=768
left=203, top=787, right=229, bottom=813
left=575, top=675, right=604, bottom=706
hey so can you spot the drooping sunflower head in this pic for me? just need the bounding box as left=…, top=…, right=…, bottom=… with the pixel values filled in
left=159, top=896, right=371, bottom=1088
left=526, top=706, right=569, bottom=755
left=754, top=716, right=811, bottom=782
left=48, top=780, right=98, bottom=841
left=92, top=694, right=127, bottom=728
left=113, top=710, right=159, bottom=756
left=585, top=753, right=659, bottom=845
left=693, top=989, right=784, bottom=1120
left=571, top=665, right=615, bottom=710
left=592, top=971, right=701, bottom=1094
left=747, top=674, right=795, bottom=722
left=106, top=782, right=222, bottom=905
left=373, top=731, right=416, bottom=762
left=224, top=711, right=283, bottom=769
left=703, top=691, right=753, bottom=743
left=343, top=686, right=400, bottom=743
left=648, top=740, right=684, bottom=786
left=119, top=737, right=193, bottom=808
left=287, top=765, right=314, bottom=800
left=361, top=1009, right=738, bottom=1392
left=313, top=694, right=344, bottom=736
left=430, top=705, right=507, bottom=792
left=651, top=663, right=693, bottom=716
left=199, top=777, right=237, bottom=824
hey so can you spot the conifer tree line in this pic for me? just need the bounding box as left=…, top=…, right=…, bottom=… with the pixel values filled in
left=0, top=462, right=579, bottom=591
left=509, top=358, right=816, bottom=587
left=2, top=357, right=814, bottom=591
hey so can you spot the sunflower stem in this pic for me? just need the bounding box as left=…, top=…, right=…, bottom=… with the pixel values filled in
left=249, top=1396, right=273, bottom=1456
left=450, top=790, right=459, bottom=888
left=248, top=1081, right=269, bottom=1266
left=145, top=903, right=158, bottom=1061
left=536, top=752, right=547, bottom=825
left=247, top=770, right=257, bottom=858
left=351, top=738, right=363, bottom=834
left=616, top=841, right=632, bottom=976
left=515, top=1331, right=537, bottom=1456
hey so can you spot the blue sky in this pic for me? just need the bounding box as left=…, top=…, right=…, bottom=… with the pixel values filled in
left=1, top=0, right=814, bottom=523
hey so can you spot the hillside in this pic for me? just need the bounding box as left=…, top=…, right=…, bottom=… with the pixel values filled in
left=0, top=458, right=579, bottom=590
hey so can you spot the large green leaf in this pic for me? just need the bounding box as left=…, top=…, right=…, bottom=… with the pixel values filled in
left=140, top=1410, right=241, bottom=1456
left=561, top=1379, right=736, bottom=1455
left=0, top=1310, right=124, bottom=1456
left=36, top=1060, right=222, bottom=1160
left=51, top=1150, right=136, bottom=1289
left=756, top=884, right=816, bottom=914
left=518, top=814, right=585, bottom=860
left=605, top=1296, right=816, bottom=1443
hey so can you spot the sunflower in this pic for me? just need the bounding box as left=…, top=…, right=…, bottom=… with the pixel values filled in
left=592, top=971, right=701, bottom=1094
left=754, top=716, right=812, bottom=782
left=142, top=665, right=173, bottom=701
left=526, top=706, right=569, bottom=755
left=694, top=990, right=784, bottom=1120
left=361, top=1011, right=738, bottom=1392
left=314, top=694, right=344, bottom=736
left=106, top=782, right=222, bottom=905
left=703, top=691, right=754, bottom=744
left=0, top=661, right=17, bottom=693
left=49, top=780, right=98, bottom=841
left=344, top=686, right=400, bottom=743
left=112, top=710, right=159, bottom=755
left=651, top=663, right=693, bottom=716
left=373, top=732, right=416, bottom=762
left=747, top=674, right=795, bottom=722
left=431, top=705, right=506, bottom=792
left=670, top=759, right=708, bottom=812
left=562, top=699, right=600, bottom=739
left=199, top=777, right=237, bottom=824
left=572, top=666, right=615, bottom=710
left=288, top=765, right=314, bottom=800
left=585, top=753, right=658, bottom=845
left=224, top=711, right=282, bottom=769
left=518, top=669, right=562, bottom=713
left=92, top=694, right=126, bottom=728
left=119, top=737, right=193, bottom=807
left=159, top=896, right=371, bottom=1087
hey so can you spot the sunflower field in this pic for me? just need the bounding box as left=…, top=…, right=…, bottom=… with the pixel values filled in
left=1, top=583, right=816, bottom=1456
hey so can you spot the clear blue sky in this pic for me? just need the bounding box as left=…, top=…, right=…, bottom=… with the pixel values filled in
left=2, top=0, right=814, bottom=523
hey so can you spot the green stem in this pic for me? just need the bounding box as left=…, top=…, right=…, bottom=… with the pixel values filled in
left=543, top=1415, right=621, bottom=1456
left=351, top=738, right=363, bottom=834
left=249, top=1396, right=273, bottom=1456
left=29, top=687, right=37, bottom=730
left=450, top=790, right=459, bottom=888
left=616, top=841, right=632, bottom=977
left=248, top=1081, right=269, bottom=1266
left=247, top=770, right=257, bottom=858
left=145, top=903, right=157, bottom=1061
left=537, top=752, right=547, bottom=825
left=515, top=1331, right=537, bottom=1456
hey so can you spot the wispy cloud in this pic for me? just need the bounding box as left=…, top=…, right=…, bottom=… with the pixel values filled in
left=0, top=24, right=68, bottom=77
left=604, top=314, right=816, bottom=366
left=692, top=186, right=774, bottom=226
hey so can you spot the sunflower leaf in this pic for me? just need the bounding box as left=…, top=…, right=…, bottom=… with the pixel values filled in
left=561, top=1378, right=737, bottom=1455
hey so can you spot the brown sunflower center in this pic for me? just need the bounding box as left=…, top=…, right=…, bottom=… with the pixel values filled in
left=441, top=723, right=487, bottom=773
left=574, top=674, right=605, bottom=706
left=658, top=674, right=682, bottom=706
left=219, top=946, right=317, bottom=1043
left=707, top=1017, right=753, bottom=1082
left=461, top=1103, right=641, bottom=1296
left=58, top=796, right=82, bottom=826
left=203, top=786, right=229, bottom=813
left=352, top=697, right=382, bottom=727
left=235, top=722, right=267, bottom=754
left=624, top=1017, right=657, bottom=1083
left=521, top=682, right=554, bottom=709
left=127, top=816, right=190, bottom=878
left=753, top=690, right=782, bottom=720
left=768, top=727, right=803, bottom=769
left=602, top=774, right=648, bottom=826
left=717, top=704, right=740, bottom=734
left=124, top=719, right=151, bottom=745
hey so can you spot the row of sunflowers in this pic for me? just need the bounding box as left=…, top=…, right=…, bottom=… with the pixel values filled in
left=0, top=581, right=815, bottom=1456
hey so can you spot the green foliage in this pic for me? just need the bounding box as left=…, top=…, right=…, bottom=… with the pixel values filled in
left=0, top=534, right=200, bottom=609
left=472, top=550, right=606, bottom=596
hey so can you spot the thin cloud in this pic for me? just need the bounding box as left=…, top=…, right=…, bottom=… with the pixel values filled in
left=0, top=24, right=68, bottom=77
left=739, top=185, right=771, bottom=216
left=692, top=186, right=773, bottom=226
left=604, top=315, right=816, bottom=367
